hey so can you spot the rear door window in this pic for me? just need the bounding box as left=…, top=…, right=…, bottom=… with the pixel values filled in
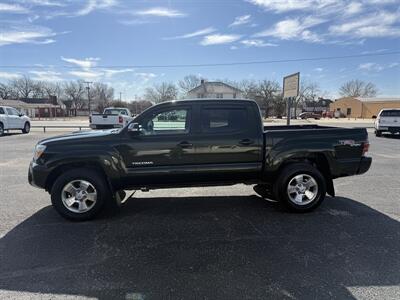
left=201, top=106, right=248, bottom=133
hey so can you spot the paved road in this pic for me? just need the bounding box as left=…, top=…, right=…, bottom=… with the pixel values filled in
left=0, top=130, right=399, bottom=299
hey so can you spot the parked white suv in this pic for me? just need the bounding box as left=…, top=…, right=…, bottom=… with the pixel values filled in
left=0, top=106, right=31, bottom=136
left=374, top=108, right=400, bottom=137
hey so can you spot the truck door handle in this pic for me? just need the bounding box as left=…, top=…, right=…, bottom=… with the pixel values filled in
left=239, top=139, right=254, bottom=146
left=178, top=141, right=193, bottom=148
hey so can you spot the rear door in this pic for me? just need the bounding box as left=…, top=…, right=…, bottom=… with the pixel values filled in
left=192, top=103, right=263, bottom=182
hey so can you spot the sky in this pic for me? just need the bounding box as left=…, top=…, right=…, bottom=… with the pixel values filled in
left=0, top=0, right=399, bottom=100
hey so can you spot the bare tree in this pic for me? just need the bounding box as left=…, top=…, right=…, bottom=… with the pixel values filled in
left=144, top=82, right=178, bottom=103
left=10, top=75, right=35, bottom=99
left=257, top=80, right=281, bottom=118
left=0, top=82, right=15, bottom=99
left=293, top=81, right=321, bottom=117
left=178, top=75, right=201, bottom=95
left=238, top=80, right=259, bottom=100
left=339, top=79, right=377, bottom=97
left=63, top=80, right=86, bottom=114
left=90, top=82, right=114, bottom=112
left=42, top=82, right=64, bottom=100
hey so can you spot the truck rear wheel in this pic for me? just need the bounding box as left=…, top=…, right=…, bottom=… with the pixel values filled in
left=51, top=168, right=111, bottom=221
left=274, top=163, right=326, bottom=212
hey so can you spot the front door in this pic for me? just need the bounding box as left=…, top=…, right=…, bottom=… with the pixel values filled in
left=119, top=105, right=198, bottom=187
left=5, top=108, right=19, bottom=128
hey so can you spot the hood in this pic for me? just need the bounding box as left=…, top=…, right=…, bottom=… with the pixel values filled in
left=38, top=129, right=120, bottom=145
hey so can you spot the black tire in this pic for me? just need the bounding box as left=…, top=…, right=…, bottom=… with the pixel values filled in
left=51, top=168, right=112, bottom=221
left=253, top=184, right=276, bottom=200
left=375, top=130, right=382, bottom=137
left=22, top=122, right=30, bottom=134
left=274, top=163, right=326, bottom=213
left=0, top=123, right=4, bottom=136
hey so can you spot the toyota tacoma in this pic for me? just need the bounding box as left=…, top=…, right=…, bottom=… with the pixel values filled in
left=29, top=99, right=372, bottom=221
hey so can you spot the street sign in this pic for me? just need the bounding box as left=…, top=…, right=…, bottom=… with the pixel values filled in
left=283, top=72, right=300, bottom=125
left=283, top=72, right=300, bottom=98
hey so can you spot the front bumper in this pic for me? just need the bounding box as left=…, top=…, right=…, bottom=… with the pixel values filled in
left=28, top=161, right=49, bottom=190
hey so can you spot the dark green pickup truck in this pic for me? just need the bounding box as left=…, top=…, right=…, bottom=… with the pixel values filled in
left=29, top=99, right=371, bottom=220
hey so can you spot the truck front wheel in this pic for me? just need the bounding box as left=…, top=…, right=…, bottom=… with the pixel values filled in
left=274, top=163, right=326, bottom=212
left=51, top=168, right=111, bottom=221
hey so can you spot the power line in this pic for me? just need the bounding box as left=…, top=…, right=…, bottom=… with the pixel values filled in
left=0, top=51, right=399, bottom=69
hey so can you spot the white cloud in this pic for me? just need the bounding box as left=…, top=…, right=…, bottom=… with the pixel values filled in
left=22, top=0, right=65, bottom=6
left=0, top=26, right=57, bottom=46
left=134, top=7, right=185, bottom=18
left=240, top=39, right=278, bottom=47
left=76, top=0, right=118, bottom=16
left=61, top=56, right=100, bottom=69
left=30, top=70, right=63, bottom=81
left=246, top=0, right=336, bottom=13
left=359, top=62, right=384, bottom=72
left=0, top=72, right=22, bottom=80
left=345, top=2, right=363, bottom=15
left=68, top=70, right=102, bottom=80
left=103, top=68, right=135, bottom=78
left=163, top=27, right=215, bottom=40
left=314, top=67, right=324, bottom=72
left=229, top=15, right=251, bottom=27
left=389, top=62, right=399, bottom=68
left=134, top=72, right=157, bottom=82
left=0, top=3, right=28, bottom=13
left=329, top=11, right=400, bottom=38
left=255, top=16, right=326, bottom=42
left=200, top=34, right=242, bottom=45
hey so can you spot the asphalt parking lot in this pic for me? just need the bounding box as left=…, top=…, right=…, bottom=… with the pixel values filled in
left=0, top=129, right=399, bottom=299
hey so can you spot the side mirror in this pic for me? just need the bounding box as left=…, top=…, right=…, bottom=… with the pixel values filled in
left=18, top=113, right=24, bottom=117
left=128, top=122, right=140, bottom=133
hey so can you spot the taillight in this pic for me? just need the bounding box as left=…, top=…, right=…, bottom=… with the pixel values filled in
left=362, top=141, right=370, bottom=156
left=119, top=116, right=123, bottom=123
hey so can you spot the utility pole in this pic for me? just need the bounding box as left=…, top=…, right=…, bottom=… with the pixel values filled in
left=84, top=81, right=93, bottom=114
left=119, top=92, right=122, bottom=101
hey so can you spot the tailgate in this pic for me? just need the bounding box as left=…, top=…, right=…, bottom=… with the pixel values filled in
left=91, top=114, right=119, bottom=125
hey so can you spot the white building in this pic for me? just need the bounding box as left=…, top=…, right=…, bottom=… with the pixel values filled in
left=187, top=80, right=243, bottom=99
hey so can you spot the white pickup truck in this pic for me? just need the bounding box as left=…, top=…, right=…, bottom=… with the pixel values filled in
left=0, top=106, right=31, bottom=136
left=90, top=107, right=134, bottom=130
left=374, top=108, right=400, bottom=137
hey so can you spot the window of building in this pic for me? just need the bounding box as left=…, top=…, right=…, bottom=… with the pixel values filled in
left=216, top=93, right=223, bottom=98
left=197, top=93, right=204, bottom=98
left=233, top=93, right=237, bottom=99
left=347, top=108, right=351, bottom=116
left=201, top=107, right=247, bottom=133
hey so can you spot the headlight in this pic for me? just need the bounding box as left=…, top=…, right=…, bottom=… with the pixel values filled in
left=33, top=144, right=46, bottom=161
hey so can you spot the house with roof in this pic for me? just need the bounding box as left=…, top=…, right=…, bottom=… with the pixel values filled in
left=186, top=80, right=243, bottom=99
left=330, top=97, right=400, bottom=118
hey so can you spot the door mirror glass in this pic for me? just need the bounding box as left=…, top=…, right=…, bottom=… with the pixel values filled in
left=128, top=122, right=140, bottom=133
